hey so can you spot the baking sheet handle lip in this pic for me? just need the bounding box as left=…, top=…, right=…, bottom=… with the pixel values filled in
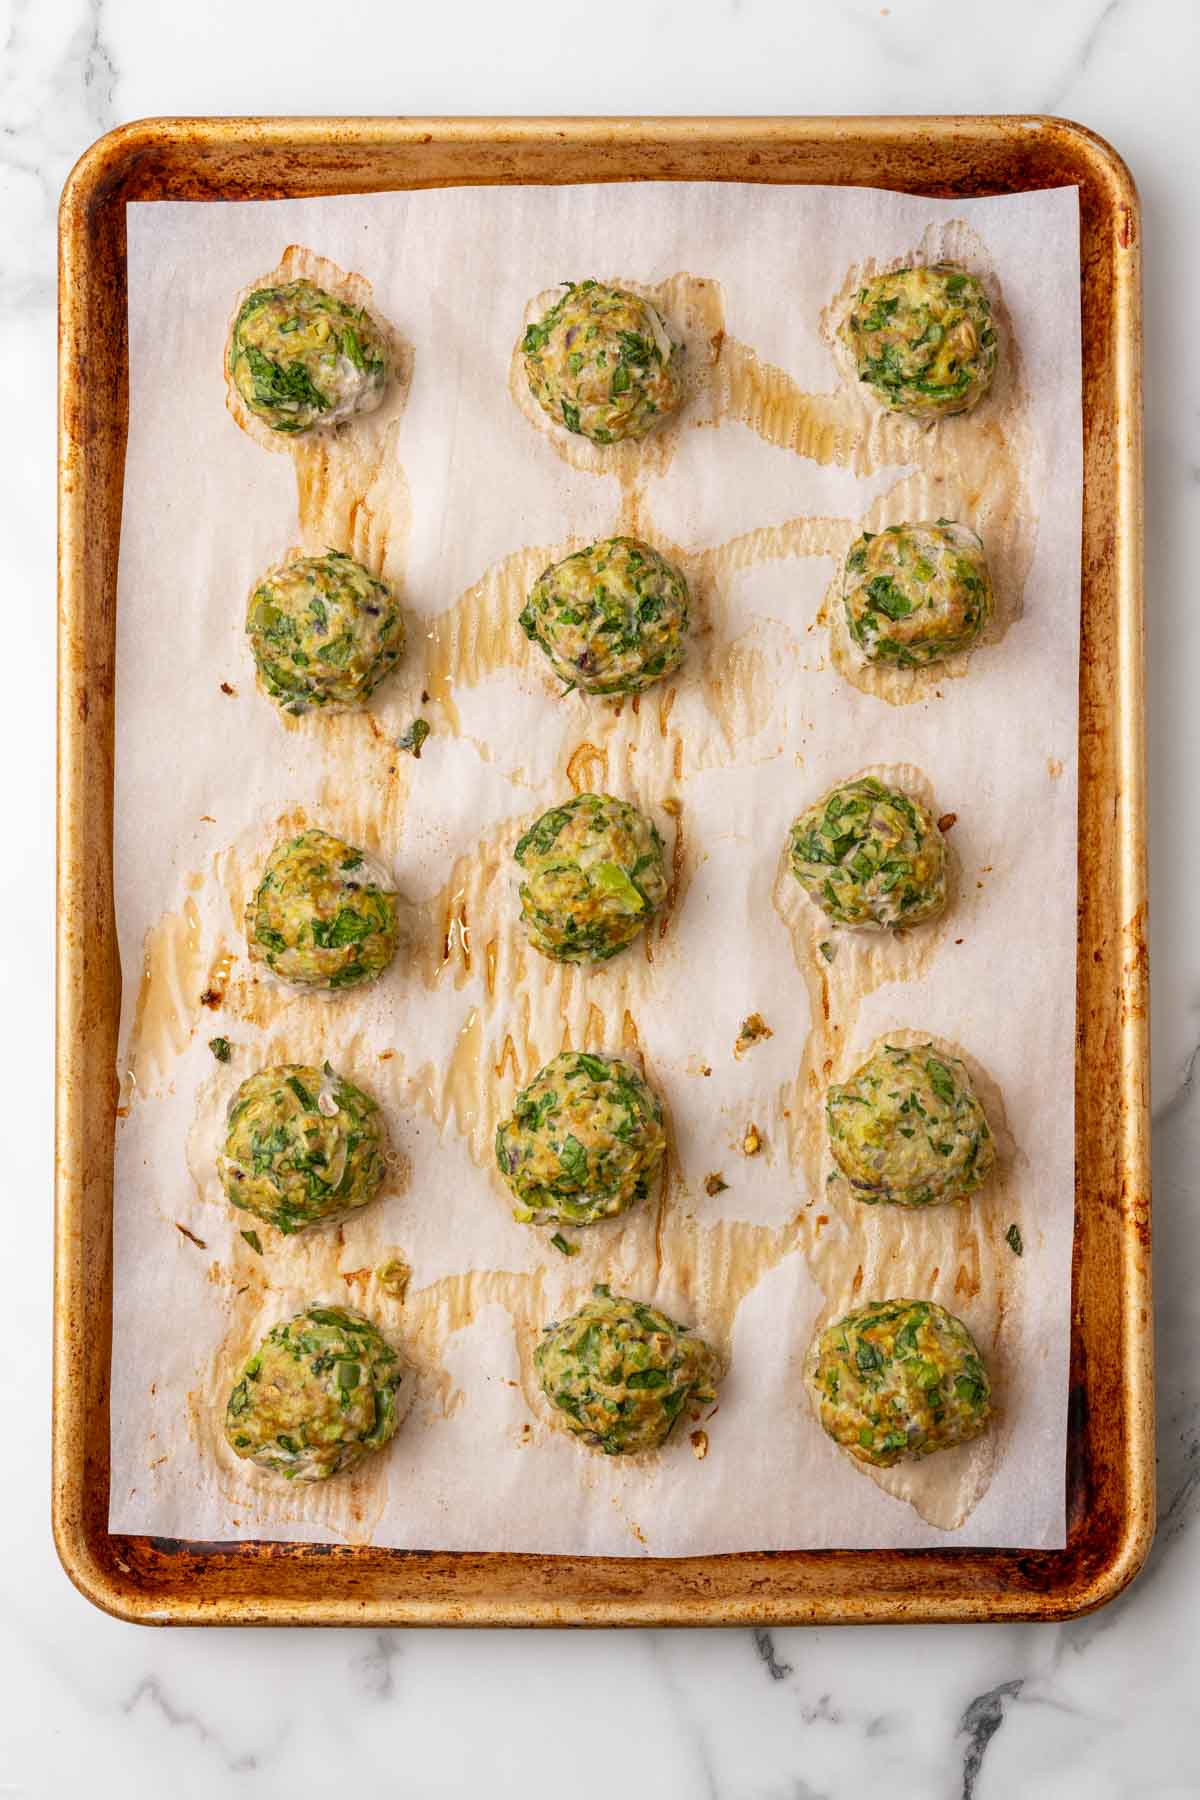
left=53, top=106, right=126, bottom=1631
left=58, top=111, right=1142, bottom=213
left=1067, top=94, right=1154, bottom=1623
left=1106, top=109, right=1154, bottom=1613
left=47, top=1500, right=1158, bottom=1630
left=36, top=1543, right=1160, bottom=1631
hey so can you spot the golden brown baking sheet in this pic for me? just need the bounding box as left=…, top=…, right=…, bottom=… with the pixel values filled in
left=55, top=115, right=1150, bottom=1625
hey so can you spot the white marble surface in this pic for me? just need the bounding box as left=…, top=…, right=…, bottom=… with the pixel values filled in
left=3, top=0, right=1196, bottom=1792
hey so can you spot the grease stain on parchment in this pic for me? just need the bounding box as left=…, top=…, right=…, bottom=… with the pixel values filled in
left=819, top=221, right=1037, bottom=707
left=771, top=807, right=1022, bottom=1534
left=226, top=246, right=414, bottom=582
left=803, top=1030, right=1020, bottom=1531
left=135, top=234, right=1039, bottom=1542
left=508, top=274, right=728, bottom=486
left=121, top=898, right=205, bottom=1102
left=768, top=760, right=1022, bottom=1528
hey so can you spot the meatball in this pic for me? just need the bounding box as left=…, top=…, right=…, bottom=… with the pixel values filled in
left=246, top=550, right=404, bottom=714
left=826, top=1041, right=995, bottom=1208
left=228, top=278, right=389, bottom=435
left=217, top=1063, right=387, bottom=1235
left=843, top=520, right=993, bottom=668
left=520, top=536, right=689, bottom=696
left=495, top=1051, right=666, bottom=1226
left=246, top=827, right=399, bottom=992
left=788, top=775, right=947, bottom=931
left=521, top=280, right=683, bottom=444
left=535, top=1284, right=721, bottom=1455
left=842, top=262, right=998, bottom=421
left=807, top=1297, right=991, bottom=1467
left=514, top=793, right=669, bottom=963
left=224, top=1304, right=405, bottom=1481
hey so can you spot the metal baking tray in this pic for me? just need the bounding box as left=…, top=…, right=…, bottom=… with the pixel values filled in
left=55, top=115, right=1150, bottom=1626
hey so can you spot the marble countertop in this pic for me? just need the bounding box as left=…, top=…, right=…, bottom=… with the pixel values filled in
left=5, top=0, right=1196, bottom=1793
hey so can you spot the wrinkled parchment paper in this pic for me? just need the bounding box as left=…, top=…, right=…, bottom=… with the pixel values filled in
left=110, top=182, right=1080, bottom=1552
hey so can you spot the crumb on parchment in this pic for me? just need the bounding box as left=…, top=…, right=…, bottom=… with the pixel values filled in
left=734, top=1012, right=773, bottom=1058
left=376, top=1256, right=412, bottom=1300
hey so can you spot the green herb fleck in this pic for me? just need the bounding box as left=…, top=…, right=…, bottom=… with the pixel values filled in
left=925, top=1057, right=958, bottom=1106
left=818, top=940, right=837, bottom=964
left=549, top=1231, right=579, bottom=1257
left=397, top=718, right=431, bottom=758
left=1005, top=1222, right=1024, bottom=1256
left=240, top=1229, right=263, bottom=1256
left=286, top=1074, right=318, bottom=1111
left=558, top=1135, right=589, bottom=1184
left=208, top=1036, right=233, bottom=1063
left=377, top=1257, right=411, bottom=1300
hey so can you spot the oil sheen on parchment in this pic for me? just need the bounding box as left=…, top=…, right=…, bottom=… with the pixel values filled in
left=113, top=185, right=1077, bottom=1555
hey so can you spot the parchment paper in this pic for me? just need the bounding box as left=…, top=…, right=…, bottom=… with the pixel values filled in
left=110, top=181, right=1081, bottom=1553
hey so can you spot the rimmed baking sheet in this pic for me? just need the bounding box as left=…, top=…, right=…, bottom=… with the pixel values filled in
left=54, top=117, right=1150, bottom=1625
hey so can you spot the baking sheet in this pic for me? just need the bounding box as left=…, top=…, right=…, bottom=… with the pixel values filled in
left=110, top=180, right=1081, bottom=1554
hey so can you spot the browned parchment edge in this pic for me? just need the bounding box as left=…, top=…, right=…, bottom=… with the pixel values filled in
left=55, top=115, right=1149, bottom=1627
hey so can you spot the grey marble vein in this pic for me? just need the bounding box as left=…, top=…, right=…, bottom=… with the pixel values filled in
left=0, top=0, right=116, bottom=304
left=646, top=1632, right=723, bottom=1800
left=353, top=1630, right=403, bottom=1700
left=1152, top=1033, right=1200, bottom=1123
left=1040, top=0, right=1126, bottom=112
left=1159, top=1433, right=1200, bottom=1549
left=957, top=1678, right=1024, bottom=1800
left=798, top=1691, right=842, bottom=1727
left=753, top=1626, right=794, bottom=1682
left=124, top=1675, right=261, bottom=1773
